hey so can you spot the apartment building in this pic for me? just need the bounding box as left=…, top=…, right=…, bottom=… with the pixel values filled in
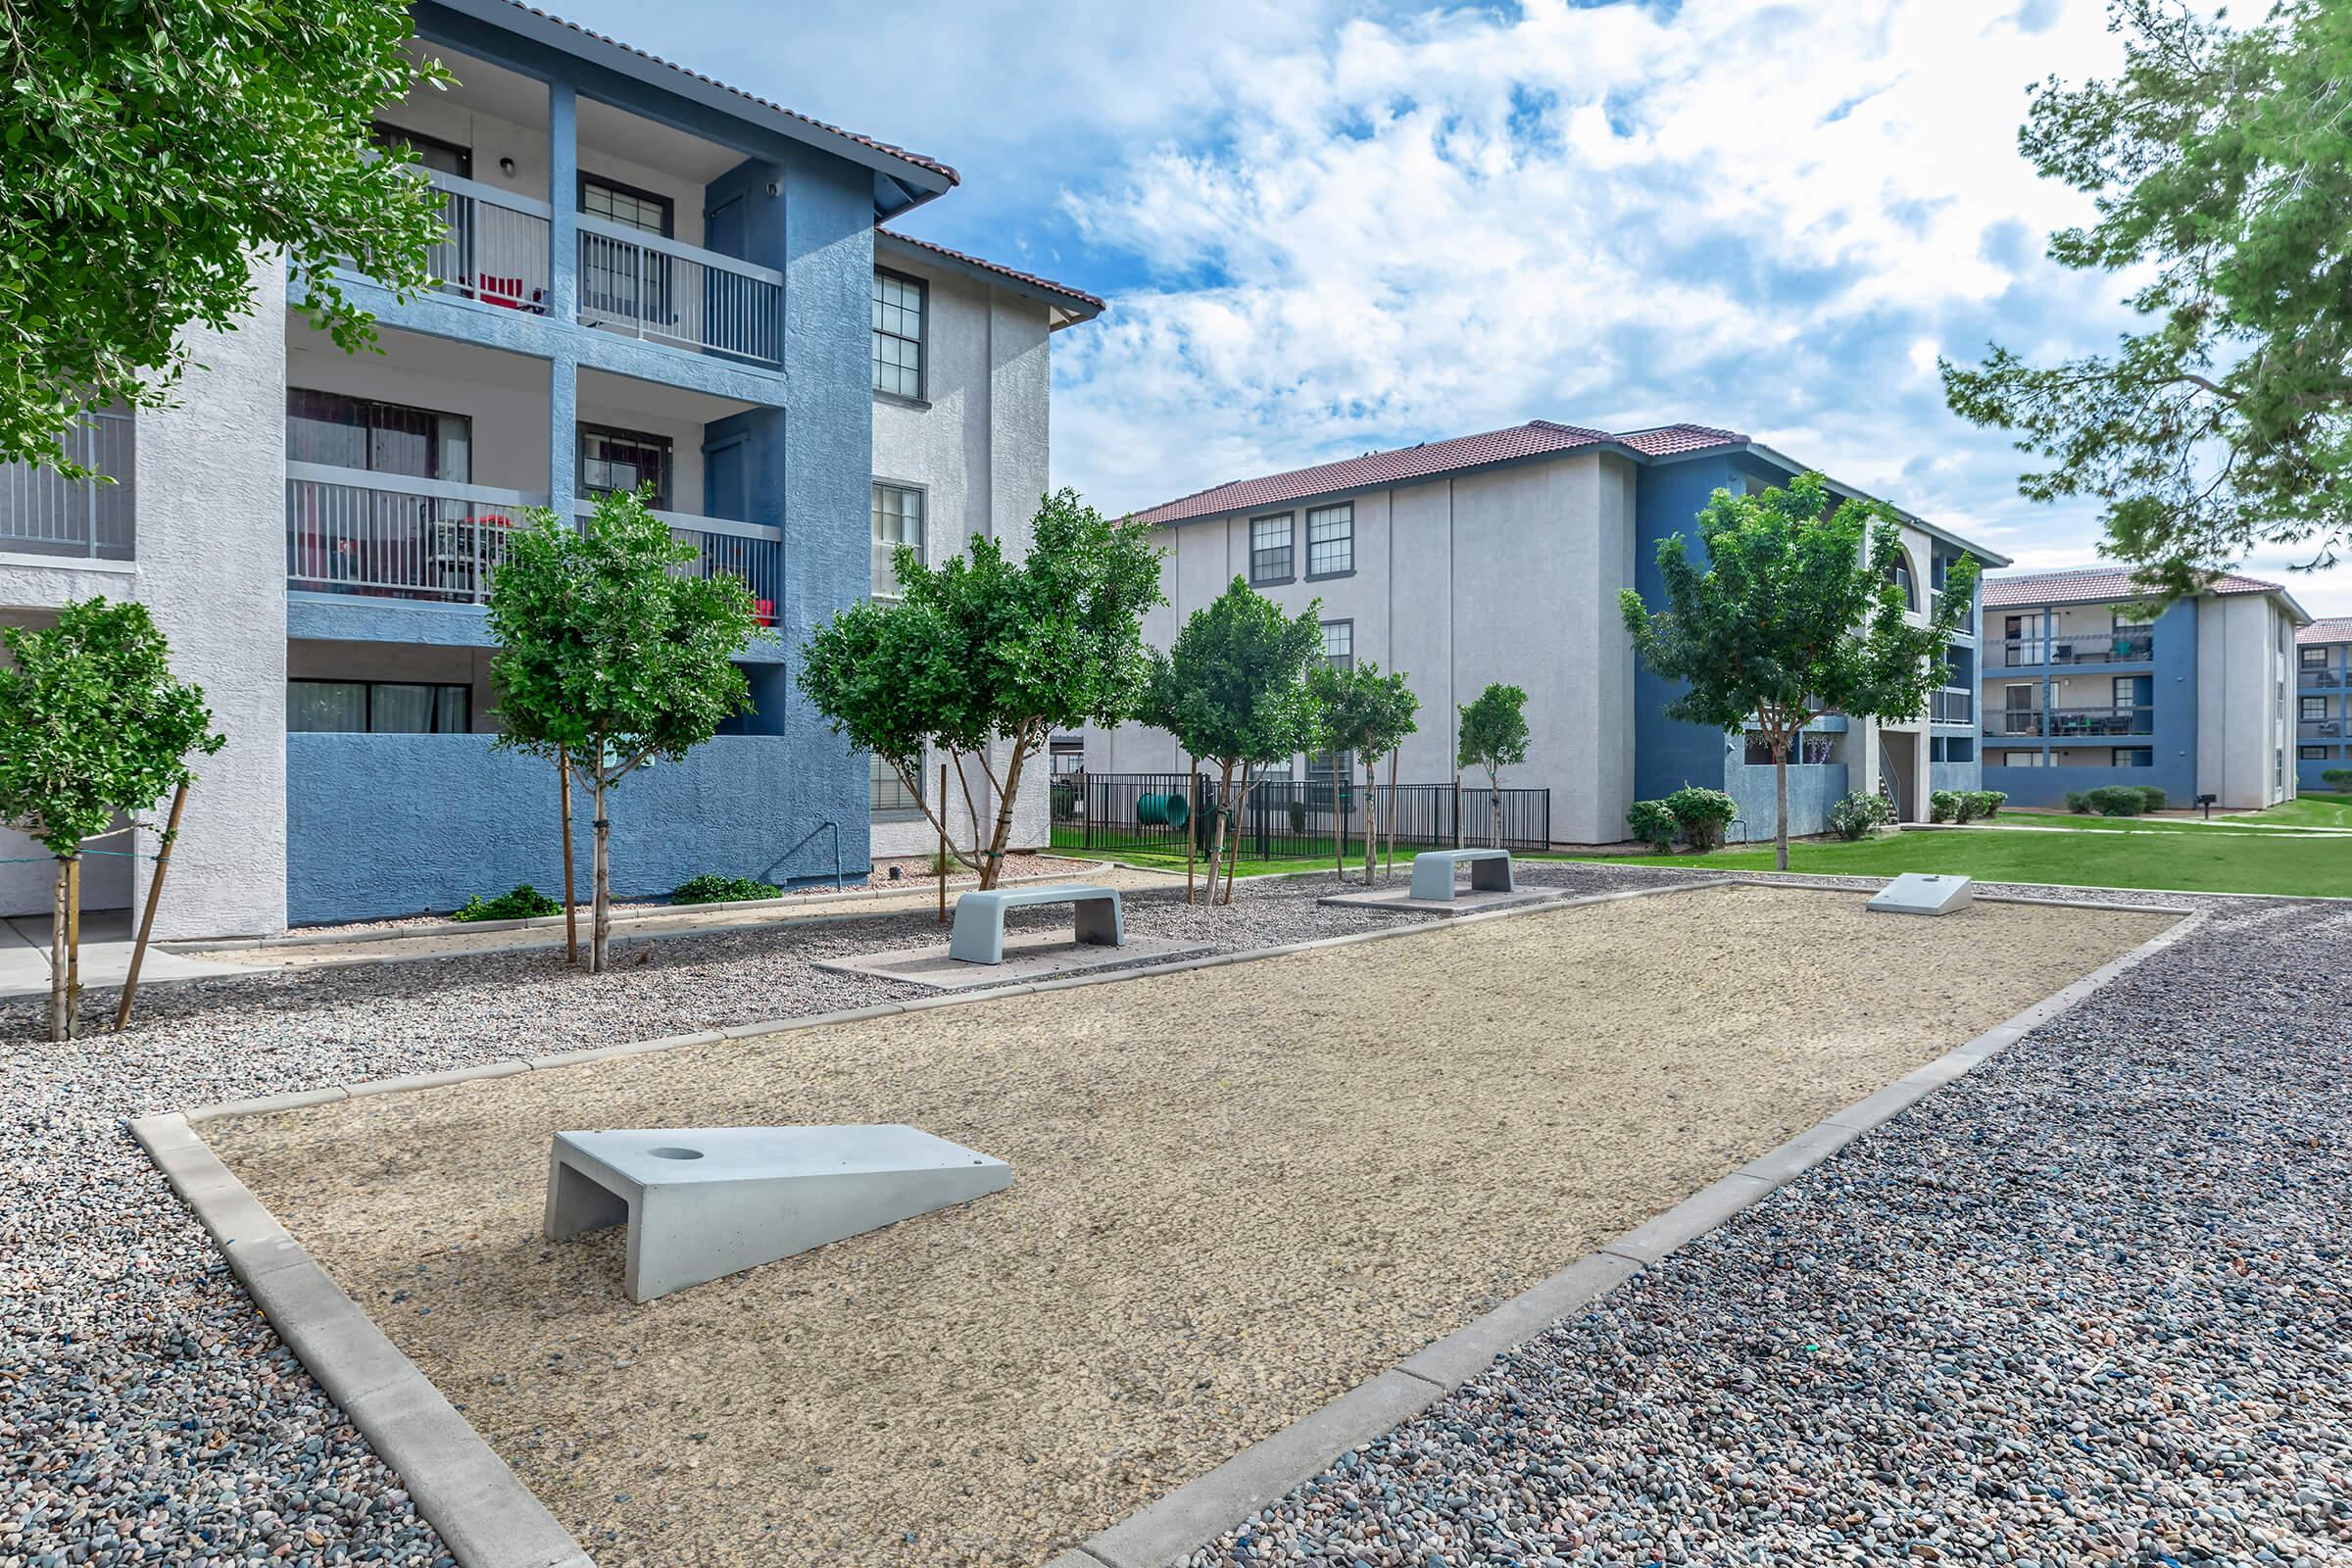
left=2295, top=616, right=2352, bottom=790
left=1083, top=420, right=2005, bottom=844
left=0, top=0, right=1099, bottom=935
left=1979, top=567, right=2308, bottom=809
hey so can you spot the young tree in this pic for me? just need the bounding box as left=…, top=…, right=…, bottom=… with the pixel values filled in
left=1306, top=661, right=1419, bottom=883
left=1619, top=472, right=1980, bottom=871
left=802, top=490, right=1164, bottom=891
left=488, top=491, right=762, bottom=972
left=1940, top=0, right=2352, bottom=600
left=1148, top=579, right=1325, bottom=905
left=2, top=1, right=451, bottom=472
left=0, top=599, right=222, bottom=1039
left=1456, top=682, right=1530, bottom=848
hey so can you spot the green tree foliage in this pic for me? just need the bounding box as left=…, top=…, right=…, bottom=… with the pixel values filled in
left=1306, top=660, right=1419, bottom=881
left=1, top=0, right=452, bottom=471
left=0, top=597, right=221, bottom=1038
left=488, top=491, right=761, bottom=971
left=1940, top=0, right=2352, bottom=599
left=1455, top=681, right=1530, bottom=847
left=801, top=489, right=1164, bottom=891
left=1619, top=472, right=1979, bottom=870
left=1146, top=578, right=1324, bottom=905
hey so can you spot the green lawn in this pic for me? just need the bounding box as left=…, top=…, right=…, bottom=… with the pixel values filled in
left=1996, top=794, right=2352, bottom=835
left=2226, top=792, right=2352, bottom=829
left=1582, top=822, right=2351, bottom=897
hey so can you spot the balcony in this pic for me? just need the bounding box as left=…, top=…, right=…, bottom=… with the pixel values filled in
left=1996, top=632, right=2154, bottom=669
left=2303, top=718, right=2344, bottom=740
left=286, top=464, right=540, bottom=604
left=0, top=410, right=134, bottom=562
left=1930, top=688, right=1974, bottom=724
left=420, top=171, right=553, bottom=313
left=576, top=220, right=784, bottom=365
left=570, top=500, right=782, bottom=626
left=2300, top=665, right=2343, bottom=688
left=1983, top=705, right=2156, bottom=739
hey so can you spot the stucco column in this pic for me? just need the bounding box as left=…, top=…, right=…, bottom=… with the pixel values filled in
left=547, top=82, right=577, bottom=324
left=131, top=255, right=290, bottom=937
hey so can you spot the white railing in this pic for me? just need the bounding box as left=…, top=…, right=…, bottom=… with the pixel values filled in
left=422, top=170, right=554, bottom=313
left=576, top=215, right=784, bottom=364
left=287, top=463, right=545, bottom=604
left=573, top=499, right=783, bottom=625
left=1, top=409, right=134, bottom=561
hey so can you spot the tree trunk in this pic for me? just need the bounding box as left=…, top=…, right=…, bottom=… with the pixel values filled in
left=1362, top=758, right=1378, bottom=885
left=591, top=772, right=611, bottom=974
left=66, top=854, right=80, bottom=1040
left=559, top=746, right=577, bottom=965
left=977, top=732, right=1033, bottom=891
left=1209, top=760, right=1236, bottom=905
left=1488, top=766, right=1503, bottom=848
left=47, top=858, right=68, bottom=1043
left=1775, top=739, right=1791, bottom=872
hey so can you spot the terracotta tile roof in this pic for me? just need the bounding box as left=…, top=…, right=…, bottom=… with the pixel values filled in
left=875, top=230, right=1103, bottom=315
left=494, top=2, right=958, bottom=185
left=2299, top=615, right=2352, bottom=646
left=1982, top=565, right=2287, bottom=609
left=1131, top=419, right=1745, bottom=525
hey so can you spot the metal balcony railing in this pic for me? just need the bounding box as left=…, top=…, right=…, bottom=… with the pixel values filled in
left=2303, top=718, right=2345, bottom=739
left=0, top=409, right=134, bottom=561
left=572, top=500, right=783, bottom=626
left=286, top=464, right=544, bottom=604
left=422, top=170, right=553, bottom=313
left=1984, top=705, right=2156, bottom=739
left=2300, top=666, right=2344, bottom=687
left=1996, top=632, right=2154, bottom=668
left=1930, top=688, right=1974, bottom=724
left=577, top=217, right=784, bottom=364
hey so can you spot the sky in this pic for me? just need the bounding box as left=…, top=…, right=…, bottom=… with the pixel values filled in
left=545, top=0, right=2352, bottom=616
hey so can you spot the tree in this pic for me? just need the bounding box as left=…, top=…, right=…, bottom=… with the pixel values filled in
left=1618, top=472, right=1980, bottom=871
left=2, top=0, right=451, bottom=472
left=1306, top=660, right=1419, bottom=883
left=1456, top=682, right=1530, bottom=848
left=1939, top=0, right=2352, bottom=601
left=1147, top=579, right=1325, bottom=905
left=802, top=489, right=1164, bottom=891
left=0, top=598, right=221, bottom=1039
left=488, top=491, right=761, bottom=972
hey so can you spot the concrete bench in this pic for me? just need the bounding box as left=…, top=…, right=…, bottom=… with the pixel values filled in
left=1409, top=847, right=1515, bottom=902
left=949, top=882, right=1124, bottom=964
left=545, top=1124, right=1010, bottom=1302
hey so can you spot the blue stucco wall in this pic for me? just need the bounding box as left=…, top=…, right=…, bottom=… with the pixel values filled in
left=288, top=733, right=865, bottom=924
left=1725, top=759, right=1849, bottom=842
left=1983, top=763, right=2179, bottom=809
left=1633, top=456, right=1736, bottom=805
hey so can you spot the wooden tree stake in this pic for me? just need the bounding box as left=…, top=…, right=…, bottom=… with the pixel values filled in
left=115, top=780, right=188, bottom=1032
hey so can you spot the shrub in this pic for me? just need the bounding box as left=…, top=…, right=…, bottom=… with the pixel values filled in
left=2066, top=791, right=2093, bottom=814
left=2135, top=786, right=2168, bottom=812
left=2086, top=785, right=2143, bottom=816
left=1287, top=798, right=1308, bottom=832
left=1827, top=791, right=1894, bottom=841
left=1626, top=798, right=1679, bottom=853
left=671, top=873, right=782, bottom=906
left=1929, top=789, right=1960, bottom=823
left=451, top=883, right=562, bottom=922
left=1972, top=790, right=2007, bottom=820
left=2324, top=767, right=2352, bottom=792
left=1663, top=784, right=1739, bottom=851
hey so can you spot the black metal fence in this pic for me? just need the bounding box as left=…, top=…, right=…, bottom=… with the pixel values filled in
left=1050, top=771, right=1551, bottom=862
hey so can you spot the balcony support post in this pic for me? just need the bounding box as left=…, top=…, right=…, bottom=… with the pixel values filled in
left=548, top=81, right=578, bottom=326
left=549, top=349, right=577, bottom=528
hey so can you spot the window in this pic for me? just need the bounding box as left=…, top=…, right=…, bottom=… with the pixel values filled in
left=2302, top=745, right=2329, bottom=760
left=872, top=270, right=925, bottom=398
left=578, top=425, right=672, bottom=509
left=1050, top=738, right=1086, bottom=776
left=870, top=755, right=922, bottom=814
left=1249, top=514, right=1294, bottom=583
left=371, top=122, right=470, bottom=179
left=2114, top=747, right=2154, bottom=768
left=1306, top=504, right=1353, bottom=577
left=1321, top=618, right=1353, bottom=671
left=2303, top=647, right=2328, bottom=666
left=1998, top=750, right=2044, bottom=767
left=2301, top=695, right=2328, bottom=721
left=288, top=680, right=469, bottom=734
left=580, top=174, right=672, bottom=237
left=871, top=482, right=925, bottom=597
left=286, top=390, right=470, bottom=481
left=1744, top=731, right=1834, bottom=765
left=1887, top=551, right=1917, bottom=610
left=1306, top=748, right=1353, bottom=785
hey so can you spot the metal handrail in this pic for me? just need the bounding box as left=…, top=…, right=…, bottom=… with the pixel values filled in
left=574, top=213, right=784, bottom=286
left=570, top=497, right=781, bottom=542
left=287, top=461, right=544, bottom=509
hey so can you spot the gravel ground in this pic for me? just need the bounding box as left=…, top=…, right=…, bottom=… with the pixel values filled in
left=1187, top=892, right=2352, bottom=1568
left=0, top=866, right=1653, bottom=1568
left=206, top=887, right=2164, bottom=1568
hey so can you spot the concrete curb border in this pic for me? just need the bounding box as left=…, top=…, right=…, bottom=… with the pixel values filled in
left=1047, top=904, right=2210, bottom=1568
left=126, top=1112, right=593, bottom=1568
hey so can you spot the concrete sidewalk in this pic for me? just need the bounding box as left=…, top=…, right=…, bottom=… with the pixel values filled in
left=0, top=911, right=263, bottom=1003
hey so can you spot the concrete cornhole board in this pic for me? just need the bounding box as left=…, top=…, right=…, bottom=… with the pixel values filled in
left=1867, top=872, right=1976, bottom=916
left=545, top=1124, right=1010, bottom=1302
left=815, top=931, right=1211, bottom=990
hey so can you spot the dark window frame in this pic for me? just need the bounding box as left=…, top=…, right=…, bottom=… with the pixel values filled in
left=1320, top=617, right=1353, bottom=671
left=371, top=122, right=472, bottom=179
left=577, top=172, right=675, bottom=238
left=285, top=388, right=472, bottom=482
left=288, top=678, right=471, bottom=734
left=872, top=267, right=928, bottom=402
left=870, top=753, right=924, bottom=816
left=1305, top=502, right=1354, bottom=579
left=1249, top=513, right=1295, bottom=585
left=2300, top=744, right=2328, bottom=760
left=870, top=479, right=927, bottom=599
left=2301, top=695, right=2328, bottom=721
left=577, top=422, right=675, bottom=510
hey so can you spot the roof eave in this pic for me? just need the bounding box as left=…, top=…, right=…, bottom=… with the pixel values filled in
left=1734, top=441, right=2013, bottom=567
left=873, top=229, right=1104, bottom=325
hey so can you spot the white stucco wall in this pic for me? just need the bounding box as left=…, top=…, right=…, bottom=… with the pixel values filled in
left=2196, top=593, right=2295, bottom=808
left=868, top=260, right=1055, bottom=860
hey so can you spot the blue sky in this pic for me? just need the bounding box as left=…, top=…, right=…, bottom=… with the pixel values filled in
left=544, top=0, right=2350, bottom=614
